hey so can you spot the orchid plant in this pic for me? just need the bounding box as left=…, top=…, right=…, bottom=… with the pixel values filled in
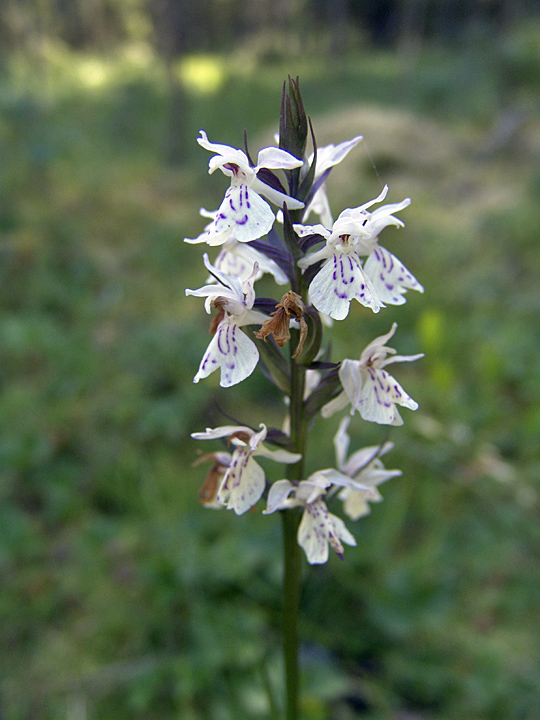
left=185, top=78, right=424, bottom=720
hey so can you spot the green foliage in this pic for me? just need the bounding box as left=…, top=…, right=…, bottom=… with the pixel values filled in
left=1, top=39, right=540, bottom=720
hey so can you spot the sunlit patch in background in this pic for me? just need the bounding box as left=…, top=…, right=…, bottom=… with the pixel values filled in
left=77, top=57, right=110, bottom=88
left=177, top=55, right=225, bottom=95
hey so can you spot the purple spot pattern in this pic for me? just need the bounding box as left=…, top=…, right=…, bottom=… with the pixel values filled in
left=365, top=246, right=423, bottom=305
left=330, top=252, right=374, bottom=306
left=354, top=366, right=416, bottom=424
left=302, top=499, right=344, bottom=561
left=218, top=448, right=265, bottom=513
left=213, top=185, right=260, bottom=234
left=198, top=319, right=242, bottom=385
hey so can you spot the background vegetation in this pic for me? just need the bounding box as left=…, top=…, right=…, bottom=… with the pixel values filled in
left=1, top=1, right=540, bottom=718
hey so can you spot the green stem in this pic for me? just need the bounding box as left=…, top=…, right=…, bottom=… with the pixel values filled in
left=281, top=508, right=302, bottom=720
left=280, top=202, right=309, bottom=720
left=281, top=336, right=307, bottom=720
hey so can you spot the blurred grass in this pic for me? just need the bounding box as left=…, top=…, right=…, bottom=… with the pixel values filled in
left=1, top=34, right=540, bottom=719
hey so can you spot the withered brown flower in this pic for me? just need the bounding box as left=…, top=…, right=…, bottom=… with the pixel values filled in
left=192, top=451, right=231, bottom=507
left=254, top=291, right=308, bottom=359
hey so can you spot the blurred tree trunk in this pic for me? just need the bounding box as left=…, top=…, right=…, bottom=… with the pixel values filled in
left=397, top=0, right=428, bottom=67
left=500, top=0, right=525, bottom=31
left=327, top=0, right=349, bottom=56
left=150, top=0, right=192, bottom=165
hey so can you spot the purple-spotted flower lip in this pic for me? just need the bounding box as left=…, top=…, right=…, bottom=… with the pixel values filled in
left=184, top=131, right=306, bottom=247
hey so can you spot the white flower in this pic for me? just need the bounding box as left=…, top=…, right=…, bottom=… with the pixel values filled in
left=322, top=323, right=424, bottom=425
left=333, top=418, right=402, bottom=520
left=297, top=186, right=422, bottom=319
left=187, top=208, right=288, bottom=285
left=191, top=424, right=301, bottom=515
left=184, top=131, right=304, bottom=247
left=185, top=254, right=269, bottom=387
left=346, top=186, right=424, bottom=306
left=303, top=135, right=363, bottom=227
left=264, top=469, right=364, bottom=564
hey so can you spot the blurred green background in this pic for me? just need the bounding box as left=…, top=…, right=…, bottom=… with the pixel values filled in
left=1, top=1, right=540, bottom=718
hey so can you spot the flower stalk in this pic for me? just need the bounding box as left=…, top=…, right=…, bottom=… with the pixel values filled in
left=281, top=506, right=302, bottom=720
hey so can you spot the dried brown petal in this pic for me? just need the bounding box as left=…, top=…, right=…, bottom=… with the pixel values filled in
left=209, top=306, right=225, bottom=334
left=192, top=452, right=230, bottom=506
left=291, top=315, right=309, bottom=359
left=254, top=291, right=306, bottom=356
left=198, top=465, right=223, bottom=504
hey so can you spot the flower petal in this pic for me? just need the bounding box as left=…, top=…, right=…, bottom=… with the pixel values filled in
left=311, top=135, right=363, bottom=175
left=263, top=480, right=295, bottom=514
left=218, top=453, right=266, bottom=515
left=339, top=488, right=374, bottom=520
left=364, top=198, right=410, bottom=238
left=364, top=246, right=424, bottom=305
left=359, top=322, right=398, bottom=362
left=197, top=130, right=250, bottom=174
left=256, top=445, right=302, bottom=464
left=310, top=467, right=367, bottom=491
left=339, top=359, right=364, bottom=414
left=328, top=512, right=357, bottom=554
left=191, top=424, right=253, bottom=441
left=309, top=252, right=383, bottom=320
left=251, top=176, right=304, bottom=210
left=333, top=417, right=351, bottom=471
left=321, top=390, right=349, bottom=419
left=256, top=147, right=303, bottom=170
left=193, top=318, right=259, bottom=387
left=298, top=501, right=330, bottom=564
left=357, top=367, right=418, bottom=425
left=344, top=442, right=396, bottom=477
